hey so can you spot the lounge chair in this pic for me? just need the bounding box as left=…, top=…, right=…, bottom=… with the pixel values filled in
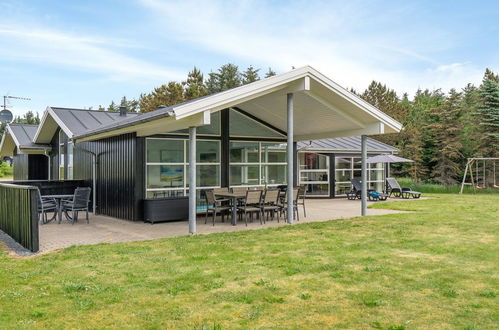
left=347, top=178, right=388, bottom=201
left=386, top=178, right=421, bottom=199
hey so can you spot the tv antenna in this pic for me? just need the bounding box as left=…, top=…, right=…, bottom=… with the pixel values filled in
left=1, top=95, right=31, bottom=124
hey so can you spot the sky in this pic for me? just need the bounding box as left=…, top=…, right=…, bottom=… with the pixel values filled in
left=0, top=0, right=498, bottom=117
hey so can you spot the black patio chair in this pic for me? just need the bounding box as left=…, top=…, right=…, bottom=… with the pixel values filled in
left=386, top=177, right=421, bottom=199
left=61, top=187, right=92, bottom=224
left=205, top=190, right=231, bottom=226
left=297, top=185, right=307, bottom=217
left=36, top=188, right=57, bottom=224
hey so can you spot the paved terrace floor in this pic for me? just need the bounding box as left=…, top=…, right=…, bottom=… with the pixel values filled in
left=38, top=198, right=413, bottom=253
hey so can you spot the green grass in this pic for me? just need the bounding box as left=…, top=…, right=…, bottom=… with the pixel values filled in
left=0, top=174, right=13, bottom=181
left=397, top=177, right=499, bottom=194
left=0, top=194, right=498, bottom=328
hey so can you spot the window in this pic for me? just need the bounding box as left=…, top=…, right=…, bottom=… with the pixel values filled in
left=229, top=141, right=287, bottom=186
left=334, top=156, right=385, bottom=195
left=67, top=142, right=74, bottom=179
left=298, top=152, right=330, bottom=196
left=59, top=130, right=66, bottom=180
left=145, top=138, right=221, bottom=201
left=169, top=112, right=221, bottom=136
left=229, top=109, right=283, bottom=138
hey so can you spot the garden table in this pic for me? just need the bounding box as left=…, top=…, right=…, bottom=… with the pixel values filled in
left=42, top=194, right=74, bottom=223
left=213, top=192, right=247, bottom=226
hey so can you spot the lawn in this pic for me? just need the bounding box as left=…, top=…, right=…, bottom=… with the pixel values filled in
left=0, top=194, right=497, bottom=329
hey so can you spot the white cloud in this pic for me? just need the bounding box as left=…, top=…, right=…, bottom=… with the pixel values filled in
left=0, top=25, right=185, bottom=82
left=138, top=0, right=490, bottom=95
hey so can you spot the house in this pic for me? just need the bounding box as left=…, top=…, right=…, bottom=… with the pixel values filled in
left=0, top=66, right=402, bottom=229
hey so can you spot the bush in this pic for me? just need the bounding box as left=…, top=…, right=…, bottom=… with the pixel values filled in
left=0, top=161, right=13, bottom=178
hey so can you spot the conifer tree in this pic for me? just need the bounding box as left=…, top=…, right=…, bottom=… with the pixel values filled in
left=107, top=101, right=118, bottom=112
left=242, top=65, right=260, bottom=84
left=428, top=89, right=464, bottom=185
left=264, top=67, right=276, bottom=78
left=139, top=82, right=185, bottom=113
left=476, top=71, right=499, bottom=157
left=217, top=63, right=241, bottom=91
left=183, top=67, right=208, bottom=100
left=205, top=71, right=220, bottom=94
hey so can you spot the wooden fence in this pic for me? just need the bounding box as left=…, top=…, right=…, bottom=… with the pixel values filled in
left=0, top=183, right=39, bottom=252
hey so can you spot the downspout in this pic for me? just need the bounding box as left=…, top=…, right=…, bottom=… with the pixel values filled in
left=43, top=149, right=51, bottom=180
left=74, top=145, right=97, bottom=215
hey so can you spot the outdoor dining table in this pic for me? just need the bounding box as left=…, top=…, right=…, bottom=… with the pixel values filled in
left=42, top=194, right=74, bottom=223
left=213, top=192, right=247, bottom=226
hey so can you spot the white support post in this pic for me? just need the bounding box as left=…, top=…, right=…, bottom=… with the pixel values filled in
left=361, top=135, right=367, bottom=216
left=189, top=126, right=197, bottom=234
left=287, top=93, right=294, bottom=224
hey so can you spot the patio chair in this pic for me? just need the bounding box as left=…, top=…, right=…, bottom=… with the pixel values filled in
left=213, top=187, right=231, bottom=204
left=282, top=189, right=300, bottom=221
left=237, top=190, right=263, bottom=226
left=36, top=188, right=57, bottom=224
left=386, top=177, right=421, bottom=199
left=204, top=190, right=231, bottom=226
left=61, top=187, right=92, bottom=224
left=230, top=186, right=248, bottom=194
left=260, top=189, right=281, bottom=222
left=347, top=178, right=363, bottom=200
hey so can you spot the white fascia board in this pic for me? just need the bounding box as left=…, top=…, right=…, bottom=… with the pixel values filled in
left=34, top=107, right=74, bottom=143
left=6, top=125, right=21, bottom=148
left=173, top=72, right=312, bottom=119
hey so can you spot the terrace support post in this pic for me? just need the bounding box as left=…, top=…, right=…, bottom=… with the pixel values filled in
left=92, top=153, right=96, bottom=214
left=287, top=93, right=294, bottom=224
left=189, top=126, right=197, bottom=234
left=361, top=135, right=367, bottom=216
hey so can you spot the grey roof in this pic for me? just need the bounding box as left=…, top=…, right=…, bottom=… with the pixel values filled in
left=51, top=107, right=142, bottom=137
left=297, top=136, right=398, bottom=153
left=8, top=124, right=49, bottom=149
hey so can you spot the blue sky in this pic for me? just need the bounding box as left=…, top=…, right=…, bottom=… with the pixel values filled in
left=0, top=0, right=498, bottom=117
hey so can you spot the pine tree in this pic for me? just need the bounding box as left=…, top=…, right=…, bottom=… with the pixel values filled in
left=428, top=89, right=464, bottom=185
left=264, top=67, right=276, bottom=78
left=183, top=67, right=208, bottom=100
left=107, top=101, right=118, bottom=112
left=476, top=71, right=499, bottom=157
left=139, top=81, right=185, bottom=113
left=13, top=111, right=40, bottom=125
left=205, top=71, right=220, bottom=94
left=217, top=63, right=241, bottom=91
left=242, top=65, right=260, bottom=84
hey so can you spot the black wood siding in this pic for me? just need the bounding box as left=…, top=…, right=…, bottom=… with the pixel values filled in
left=74, top=133, right=144, bottom=221
left=13, top=153, right=28, bottom=180
left=13, top=153, right=48, bottom=180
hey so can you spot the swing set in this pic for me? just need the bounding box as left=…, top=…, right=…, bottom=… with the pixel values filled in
left=460, top=157, right=499, bottom=193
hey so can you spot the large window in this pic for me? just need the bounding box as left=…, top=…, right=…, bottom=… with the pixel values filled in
left=298, top=152, right=329, bottom=196
left=229, top=141, right=287, bottom=186
left=229, top=109, right=284, bottom=138
left=335, top=156, right=385, bottom=195
left=146, top=138, right=220, bottom=199
left=58, top=130, right=73, bottom=180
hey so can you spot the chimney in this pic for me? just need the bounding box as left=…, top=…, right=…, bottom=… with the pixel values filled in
left=119, top=106, right=127, bottom=117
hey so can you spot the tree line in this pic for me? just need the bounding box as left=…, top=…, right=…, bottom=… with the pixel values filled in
left=3, top=63, right=498, bottom=186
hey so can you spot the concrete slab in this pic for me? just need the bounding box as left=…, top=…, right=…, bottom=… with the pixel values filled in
left=36, top=198, right=412, bottom=254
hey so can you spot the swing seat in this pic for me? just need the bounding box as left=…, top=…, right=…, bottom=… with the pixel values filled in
left=476, top=186, right=487, bottom=189
left=493, top=185, right=499, bottom=189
